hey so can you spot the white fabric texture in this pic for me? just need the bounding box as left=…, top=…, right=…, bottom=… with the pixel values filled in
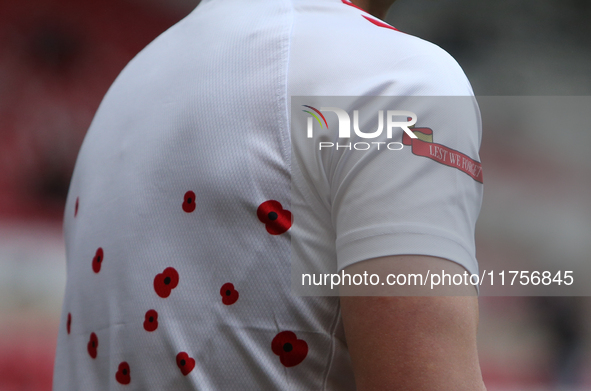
left=53, top=0, right=482, bottom=389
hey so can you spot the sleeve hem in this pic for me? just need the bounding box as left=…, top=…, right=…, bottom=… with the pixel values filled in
left=336, top=230, right=478, bottom=277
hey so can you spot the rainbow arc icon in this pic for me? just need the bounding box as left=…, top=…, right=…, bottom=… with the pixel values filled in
left=302, top=105, right=328, bottom=128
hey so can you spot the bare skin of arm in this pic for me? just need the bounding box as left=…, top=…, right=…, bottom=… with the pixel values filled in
left=351, top=0, right=396, bottom=19
left=340, top=255, right=487, bottom=390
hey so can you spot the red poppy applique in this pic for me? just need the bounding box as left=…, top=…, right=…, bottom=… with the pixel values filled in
left=67, top=313, right=71, bottom=334
left=271, top=331, right=308, bottom=367
left=75, top=197, right=79, bottom=217
left=154, top=267, right=179, bottom=298
left=92, top=247, right=104, bottom=273
left=143, top=310, right=159, bottom=332
left=182, top=191, right=196, bottom=213
left=176, top=352, right=195, bottom=376
left=87, top=332, right=98, bottom=359
left=257, top=200, right=292, bottom=235
left=220, top=283, right=239, bottom=305
left=115, top=362, right=131, bottom=385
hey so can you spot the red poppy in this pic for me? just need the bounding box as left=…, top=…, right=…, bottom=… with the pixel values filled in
left=75, top=197, right=79, bottom=217
left=271, top=331, right=308, bottom=367
left=220, top=283, right=239, bottom=305
left=153, top=267, right=179, bottom=298
left=67, top=313, right=71, bottom=334
left=115, top=361, right=131, bottom=385
left=176, top=352, right=195, bottom=376
left=143, top=309, right=158, bottom=332
left=92, top=247, right=104, bottom=273
left=256, top=200, right=292, bottom=235
left=182, top=191, right=196, bottom=213
left=87, top=332, right=98, bottom=359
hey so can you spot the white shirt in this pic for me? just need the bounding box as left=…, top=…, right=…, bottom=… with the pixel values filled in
left=54, top=0, right=482, bottom=389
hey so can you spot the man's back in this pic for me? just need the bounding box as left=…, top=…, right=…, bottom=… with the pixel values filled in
left=54, top=0, right=483, bottom=389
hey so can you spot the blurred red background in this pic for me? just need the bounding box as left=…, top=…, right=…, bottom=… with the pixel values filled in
left=0, top=0, right=180, bottom=388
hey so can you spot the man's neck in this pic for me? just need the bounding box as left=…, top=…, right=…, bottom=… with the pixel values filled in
left=350, top=0, right=395, bottom=20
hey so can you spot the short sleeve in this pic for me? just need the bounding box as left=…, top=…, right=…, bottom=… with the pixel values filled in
left=330, top=94, right=483, bottom=276
left=291, top=55, right=483, bottom=281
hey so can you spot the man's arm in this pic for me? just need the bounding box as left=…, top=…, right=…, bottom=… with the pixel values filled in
left=340, top=255, right=487, bottom=390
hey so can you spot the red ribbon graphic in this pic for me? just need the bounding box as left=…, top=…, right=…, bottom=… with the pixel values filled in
left=402, top=128, right=483, bottom=183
